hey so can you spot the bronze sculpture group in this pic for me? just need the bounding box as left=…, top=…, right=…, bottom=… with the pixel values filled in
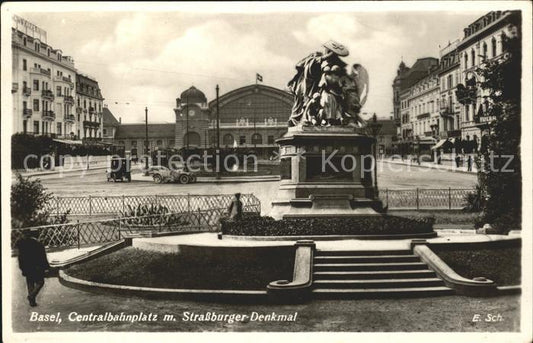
left=287, top=40, right=369, bottom=128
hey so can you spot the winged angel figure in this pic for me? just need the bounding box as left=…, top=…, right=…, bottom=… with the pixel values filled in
left=287, top=40, right=369, bottom=128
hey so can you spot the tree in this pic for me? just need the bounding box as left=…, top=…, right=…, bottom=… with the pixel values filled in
left=473, top=29, right=521, bottom=232
left=11, top=174, right=69, bottom=228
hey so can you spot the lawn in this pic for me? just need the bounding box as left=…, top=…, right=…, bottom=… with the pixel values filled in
left=431, top=245, right=521, bottom=286
left=66, top=246, right=294, bottom=290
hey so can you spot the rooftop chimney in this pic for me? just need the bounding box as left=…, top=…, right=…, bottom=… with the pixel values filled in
left=119, top=117, right=122, bottom=124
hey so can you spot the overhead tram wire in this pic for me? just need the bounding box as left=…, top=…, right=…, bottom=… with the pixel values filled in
left=75, top=60, right=250, bottom=83
left=74, top=60, right=290, bottom=84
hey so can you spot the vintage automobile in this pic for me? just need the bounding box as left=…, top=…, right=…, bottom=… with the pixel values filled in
left=147, top=165, right=197, bottom=184
left=106, top=157, right=132, bottom=182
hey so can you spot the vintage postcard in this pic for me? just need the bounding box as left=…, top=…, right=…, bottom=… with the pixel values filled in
left=2, top=2, right=532, bottom=343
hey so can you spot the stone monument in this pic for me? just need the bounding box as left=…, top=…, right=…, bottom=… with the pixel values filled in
left=271, top=41, right=383, bottom=219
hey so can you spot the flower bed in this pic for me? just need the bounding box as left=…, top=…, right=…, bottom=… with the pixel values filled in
left=221, top=214, right=435, bottom=236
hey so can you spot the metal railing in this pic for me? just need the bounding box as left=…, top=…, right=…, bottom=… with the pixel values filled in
left=11, top=209, right=247, bottom=249
left=380, top=188, right=473, bottom=210
left=45, top=193, right=261, bottom=216
left=13, top=194, right=261, bottom=249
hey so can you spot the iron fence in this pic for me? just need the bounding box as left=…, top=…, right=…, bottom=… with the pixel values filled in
left=12, top=190, right=475, bottom=249
left=45, top=193, right=261, bottom=216
left=380, top=188, right=473, bottom=210
left=11, top=208, right=256, bottom=249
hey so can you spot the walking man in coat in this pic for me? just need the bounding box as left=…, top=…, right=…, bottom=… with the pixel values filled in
left=226, top=193, right=243, bottom=221
left=17, top=229, right=50, bottom=307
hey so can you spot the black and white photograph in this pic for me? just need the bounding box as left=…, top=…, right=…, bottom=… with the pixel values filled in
left=2, top=2, right=532, bottom=343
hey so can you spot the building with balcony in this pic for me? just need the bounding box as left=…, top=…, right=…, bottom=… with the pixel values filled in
left=456, top=10, right=521, bottom=144
left=76, top=73, right=105, bottom=140
left=438, top=40, right=462, bottom=142
left=407, top=66, right=441, bottom=155
left=11, top=15, right=76, bottom=137
left=393, top=58, right=440, bottom=155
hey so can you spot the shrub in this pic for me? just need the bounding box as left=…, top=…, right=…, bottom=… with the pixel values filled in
left=11, top=173, right=70, bottom=229
left=463, top=185, right=485, bottom=212
left=121, top=203, right=191, bottom=227
left=221, top=214, right=435, bottom=236
left=122, top=203, right=170, bottom=217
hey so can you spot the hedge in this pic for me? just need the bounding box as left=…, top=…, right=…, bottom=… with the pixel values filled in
left=221, top=214, right=435, bottom=236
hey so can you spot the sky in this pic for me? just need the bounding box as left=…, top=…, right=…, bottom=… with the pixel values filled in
left=15, top=5, right=492, bottom=124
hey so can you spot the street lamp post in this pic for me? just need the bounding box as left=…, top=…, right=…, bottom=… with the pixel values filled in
left=366, top=113, right=382, bottom=198
left=416, top=135, right=421, bottom=165
left=144, top=107, right=149, bottom=175
left=216, top=85, right=221, bottom=179
left=185, top=95, right=189, bottom=151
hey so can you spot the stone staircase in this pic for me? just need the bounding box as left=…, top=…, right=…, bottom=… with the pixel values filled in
left=312, top=249, right=454, bottom=298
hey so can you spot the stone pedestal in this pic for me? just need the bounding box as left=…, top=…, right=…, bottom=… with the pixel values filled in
left=271, top=125, right=383, bottom=219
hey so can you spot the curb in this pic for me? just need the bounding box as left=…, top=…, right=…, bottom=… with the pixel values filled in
left=496, top=285, right=521, bottom=295
left=222, top=232, right=438, bottom=241
left=130, top=175, right=279, bottom=184
left=197, top=177, right=279, bottom=184
left=14, top=166, right=108, bottom=177
left=59, top=270, right=269, bottom=302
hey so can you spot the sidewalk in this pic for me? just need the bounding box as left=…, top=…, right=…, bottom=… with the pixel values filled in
left=381, top=158, right=477, bottom=174
left=13, top=165, right=107, bottom=178
left=132, top=173, right=279, bottom=183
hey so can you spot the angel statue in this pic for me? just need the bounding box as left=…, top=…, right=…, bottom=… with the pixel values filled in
left=287, top=40, right=369, bottom=127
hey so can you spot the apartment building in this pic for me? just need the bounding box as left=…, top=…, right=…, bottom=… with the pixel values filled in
left=457, top=10, right=521, bottom=142
left=75, top=73, right=105, bottom=139
left=12, top=15, right=76, bottom=138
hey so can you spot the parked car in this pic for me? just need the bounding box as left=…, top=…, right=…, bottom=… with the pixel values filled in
left=148, top=165, right=197, bottom=184
left=106, top=157, right=131, bottom=182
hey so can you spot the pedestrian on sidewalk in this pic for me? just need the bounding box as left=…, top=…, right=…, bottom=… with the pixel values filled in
left=455, top=155, right=461, bottom=168
left=17, top=229, right=50, bottom=307
left=467, top=155, right=472, bottom=172
left=226, top=193, right=243, bottom=221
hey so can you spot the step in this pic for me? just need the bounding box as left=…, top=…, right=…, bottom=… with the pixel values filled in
left=314, top=255, right=420, bottom=263
left=315, top=249, right=412, bottom=256
left=314, top=262, right=428, bottom=271
left=312, top=286, right=454, bottom=299
left=313, top=269, right=437, bottom=280
left=313, top=278, right=445, bottom=289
